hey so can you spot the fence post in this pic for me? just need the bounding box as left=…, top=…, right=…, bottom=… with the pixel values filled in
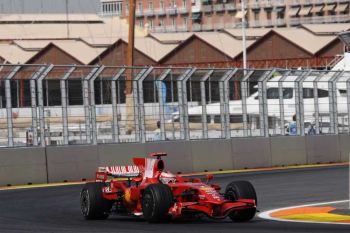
left=29, top=65, right=49, bottom=146
left=328, top=71, right=344, bottom=135
left=294, top=70, right=311, bottom=136
left=89, top=66, right=106, bottom=145
left=219, top=69, right=238, bottom=139
left=278, top=70, right=291, bottom=136
left=258, top=69, right=275, bottom=137
left=135, top=67, right=154, bottom=143
left=4, top=65, right=21, bottom=147
left=83, top=66, right=100, bottom=144
left=347, top=77, right=350, bottom=135
left=177, top=68, right=196, bottom=140
left=60, top=66, right=76, bottom=145
left=37, top=64, right=54, bottom=147
left=313, top=72, right=325, bottom=135
left=111, top=68, right=126, bottom=143
left=200, top=70, right=214, bottom=139
left=241, top=70, right=254, bottom=137
left=157, top=68, right=172, bottom=141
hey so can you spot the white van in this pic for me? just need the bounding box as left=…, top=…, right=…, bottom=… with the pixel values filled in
left=171, top=74, right=349, bottom=131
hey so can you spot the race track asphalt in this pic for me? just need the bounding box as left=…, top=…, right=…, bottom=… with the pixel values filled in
left=0, top=165, right=349, bottom=233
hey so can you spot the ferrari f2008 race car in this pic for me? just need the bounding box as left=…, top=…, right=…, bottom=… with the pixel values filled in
left=80, top=152, right=257, bottom=223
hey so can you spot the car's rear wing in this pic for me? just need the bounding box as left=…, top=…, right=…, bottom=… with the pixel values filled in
left=96, top=165, right=141, bottom=180
left=95, top=155, right=166, bottom=182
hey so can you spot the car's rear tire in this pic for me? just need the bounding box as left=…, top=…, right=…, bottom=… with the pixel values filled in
left=142, top=184, right=173, bottom=223
left=224, top=180, right=257, bottom=222
left=80, top=182, right=113, bottom=220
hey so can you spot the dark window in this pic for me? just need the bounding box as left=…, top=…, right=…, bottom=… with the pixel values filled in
left=302, top=88, right=328, bottom=99
left=318, top=89, right=328, bottom=98
left=266, top=88, right=293, bottom=99
left=68, top=80, right=83, bottom=105
left=303, top=88, right=314, bottom=99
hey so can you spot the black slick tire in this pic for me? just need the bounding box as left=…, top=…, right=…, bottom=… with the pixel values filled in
left=224, top=180, right=257, bottom=222
left=80, top=182, right=113, bottom=220
left=142, top=184, right=173, bottom=223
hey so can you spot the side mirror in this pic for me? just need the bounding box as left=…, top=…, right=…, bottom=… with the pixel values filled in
left=206, top=174, right=214, bottom=183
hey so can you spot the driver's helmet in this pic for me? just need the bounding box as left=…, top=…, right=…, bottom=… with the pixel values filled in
left=160, top=171, right=176, bottom=184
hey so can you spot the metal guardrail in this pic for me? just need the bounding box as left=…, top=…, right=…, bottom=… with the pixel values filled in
left=1, top=65, right=350, bottom=147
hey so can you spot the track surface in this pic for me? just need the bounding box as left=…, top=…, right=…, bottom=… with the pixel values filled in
left=0, top=166, right=349, bottom=233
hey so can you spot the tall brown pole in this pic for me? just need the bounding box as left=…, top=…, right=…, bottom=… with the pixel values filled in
left=125, top=0, right=136, bottom=134
left=126, top=0, right=136, bottom=94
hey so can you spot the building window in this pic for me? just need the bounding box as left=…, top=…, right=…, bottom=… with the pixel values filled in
left=172, top=17, right=176, bottom=27
left=182, top=0, right=187, bottom=8
left=184, top=17, right=188, bottom=27
left=150, top=19, right=154, bottom=28
left=101, top=1, right=123, bottom=16
left=277, top=10, right=284, bottom=19
left=138, top=1, right=143, bottom=11
left=139, top=20, right=144, bottom=27
left=207, top=15, right=212, bottom=25
left=254, top=11, right=259, bottom=21
left=160, top=0, right=164, bottom=9
left=148, top=1, right=153, bottom=10
left=266, top=10, right=272, bottom=20
left=159, top=18, right=164, bottom=26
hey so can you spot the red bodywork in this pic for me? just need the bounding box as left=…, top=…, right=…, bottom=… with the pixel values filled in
left=95, top=152, right=256, bottom=219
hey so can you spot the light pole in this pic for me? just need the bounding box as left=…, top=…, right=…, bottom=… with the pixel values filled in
left=241, top=0, right=247, bottom=70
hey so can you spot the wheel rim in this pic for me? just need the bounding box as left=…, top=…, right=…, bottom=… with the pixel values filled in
left=81, top=189, right=90, bottom=216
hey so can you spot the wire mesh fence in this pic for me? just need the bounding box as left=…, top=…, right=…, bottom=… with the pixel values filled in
left=1, top=64, right=350, bottom=147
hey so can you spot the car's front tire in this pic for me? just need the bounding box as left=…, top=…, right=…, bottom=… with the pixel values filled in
left=80, top=182, right=113, bottom=220
left=224, top=180, right=257, bottom=222
left=142, top=184, right=173, bottom=223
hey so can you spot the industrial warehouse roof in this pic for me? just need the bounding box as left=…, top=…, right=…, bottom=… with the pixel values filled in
left=0, top=15, right=144, bottom=40
left=272, top=28, right=337, bottom=54
left=302, top=23, right=350, bottom=35
left=223, top=28, right=271, bottom=39
left=150, top=32, right=193, bottom=43
left=0, top=14, right=103, bottom=23
left=0, top=14, right=346, bottom=65
left=0, top=43, right=36, bottom=63
left=49, top=40, right=106, bottom=64
left=194, top=32, right=255, bottom=58
left=13, top=40, right=67, bottom=51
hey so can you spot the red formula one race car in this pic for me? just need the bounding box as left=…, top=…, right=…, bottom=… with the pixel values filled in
left=80, top=153, right=257, bottom=223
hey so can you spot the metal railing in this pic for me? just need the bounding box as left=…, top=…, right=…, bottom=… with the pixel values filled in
left=1, top=65, right=350, bottom=147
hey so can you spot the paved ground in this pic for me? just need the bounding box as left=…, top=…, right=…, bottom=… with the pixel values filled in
left=0, top=165, right=349, bottom=233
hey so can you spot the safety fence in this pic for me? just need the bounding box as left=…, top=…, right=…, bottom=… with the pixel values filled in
left=1, top=64, right=350, bottom=147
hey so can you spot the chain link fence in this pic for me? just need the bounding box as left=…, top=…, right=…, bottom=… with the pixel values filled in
left=1, top=64, right=350, bottom=147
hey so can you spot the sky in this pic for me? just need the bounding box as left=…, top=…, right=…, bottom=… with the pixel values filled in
left=0, top=0, right=100, bottom=13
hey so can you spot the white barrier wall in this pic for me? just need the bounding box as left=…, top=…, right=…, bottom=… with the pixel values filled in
left=0, top=135, right=347, bottom=186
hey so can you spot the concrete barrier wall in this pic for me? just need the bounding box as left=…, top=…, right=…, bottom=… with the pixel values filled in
left=338, top=135, right=350, bottom=162
left=0, top=147, right=47, bottom=186
left=98, top=143, right=146, bottom=166
left=145, top=141, right=193, bottom=173
left=305, top=135, right=341, bottom=164
left=270, top=136, right=307, bottom=166
left=46, top=145, right=99, bottom=183
left=191, top=139, right=232, bottom=172
left=0, top=135, right=349, bottom=186
left=231, top=138, right=272, bottom=169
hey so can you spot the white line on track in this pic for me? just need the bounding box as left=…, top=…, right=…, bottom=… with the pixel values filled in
left=259, top=200, right=350, bottom=225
